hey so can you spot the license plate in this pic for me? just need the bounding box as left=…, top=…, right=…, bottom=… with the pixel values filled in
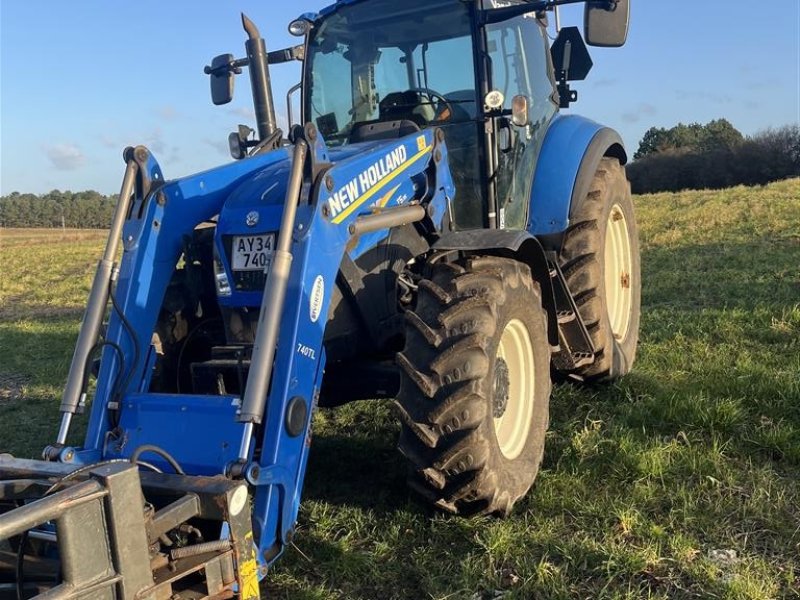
left=232, top=234, right=275, bottom=271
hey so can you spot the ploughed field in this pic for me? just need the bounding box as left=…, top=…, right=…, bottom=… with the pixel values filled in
left=0, top=180, right=798, bottom=599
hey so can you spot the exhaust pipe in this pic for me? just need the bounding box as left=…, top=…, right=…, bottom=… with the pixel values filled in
left=242, top=13, right=279, bottom=141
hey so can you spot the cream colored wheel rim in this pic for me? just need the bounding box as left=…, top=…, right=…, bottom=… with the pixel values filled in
left=604, top=204, right=633, bottom=340
left=493, top=319, right=535, bottom=460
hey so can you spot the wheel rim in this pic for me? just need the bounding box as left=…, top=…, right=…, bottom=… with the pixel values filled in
left=604, top=204, right=634, bottom=340
left=493, top=319, right=535, bottom=460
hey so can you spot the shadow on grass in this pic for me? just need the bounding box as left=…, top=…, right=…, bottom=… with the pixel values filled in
left=302, top=431, right=413, bottom=512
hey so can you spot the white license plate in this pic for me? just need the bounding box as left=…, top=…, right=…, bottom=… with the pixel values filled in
left=232, top=234, right=275, bottom=271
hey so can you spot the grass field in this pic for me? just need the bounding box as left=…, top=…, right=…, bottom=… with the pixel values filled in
left=1, top=180, right=799, bottom=599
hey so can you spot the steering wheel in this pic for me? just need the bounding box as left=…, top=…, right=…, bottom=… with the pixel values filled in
left=405, top=87, right=455, bottom=124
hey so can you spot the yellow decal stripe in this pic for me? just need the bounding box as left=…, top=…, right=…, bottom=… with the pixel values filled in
left=240, top=558, right=260, bottom=599
left=331, top=144, right=433, bottom=224
left=377, top=184, right=402, bottom=209
left=239, top=532, right=261, bottom=599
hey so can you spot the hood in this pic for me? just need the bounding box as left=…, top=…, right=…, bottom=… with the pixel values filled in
left=221, top=138, right=402, bottom=214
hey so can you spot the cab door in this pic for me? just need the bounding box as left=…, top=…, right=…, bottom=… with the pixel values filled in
left=486, top=13, right=558, bottom=230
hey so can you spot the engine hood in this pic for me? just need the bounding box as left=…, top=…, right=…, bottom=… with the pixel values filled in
left=220, top=139, right=400, bottom=215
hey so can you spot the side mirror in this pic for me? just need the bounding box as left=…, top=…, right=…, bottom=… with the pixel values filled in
left=584, top=0, right=630, bottom=48
left=511, top=95, right=530, bottom=128
left=207, top=54, right=236, bottom=106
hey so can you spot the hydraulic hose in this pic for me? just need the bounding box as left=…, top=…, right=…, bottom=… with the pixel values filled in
left=129, top=445, right=185, bottom=475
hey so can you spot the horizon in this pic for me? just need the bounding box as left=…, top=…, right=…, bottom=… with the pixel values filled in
left=1, top=0, right=799, bottom=195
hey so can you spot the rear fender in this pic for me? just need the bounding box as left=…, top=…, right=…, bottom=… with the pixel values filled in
left=528, top=114, right=627, bottom=240
left=433, top=230, right=559, bottom=348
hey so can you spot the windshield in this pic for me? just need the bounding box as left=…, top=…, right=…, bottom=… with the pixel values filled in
left=305, top=0, right=477, bottom=146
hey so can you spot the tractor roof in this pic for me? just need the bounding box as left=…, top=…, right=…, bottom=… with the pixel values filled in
left=313, top=0, right=467, bottom=21
left=304, top=0, right=471, bottom=46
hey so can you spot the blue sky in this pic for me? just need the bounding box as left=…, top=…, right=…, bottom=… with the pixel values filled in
left=1, top=0, right=798, bottom=195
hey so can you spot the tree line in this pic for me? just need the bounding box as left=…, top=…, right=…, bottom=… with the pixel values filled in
left=0, top=190, right=117, bottom=229
left=627, top=120, right=800, bottom=194
left=2, top=120, right=797, bottom=228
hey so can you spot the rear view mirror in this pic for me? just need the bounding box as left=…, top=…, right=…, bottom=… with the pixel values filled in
left=207, top=54, right=236, bottom=105
left=584, top=0, right=630, bottom=47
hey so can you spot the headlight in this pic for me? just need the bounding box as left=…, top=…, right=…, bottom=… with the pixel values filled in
left=214, top=255, right=232, bottom=297
left=288, top=19, right=311, bottom=37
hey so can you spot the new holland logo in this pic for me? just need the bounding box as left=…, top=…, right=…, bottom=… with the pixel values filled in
left=327, top=137, right=432, bottom=225
left=246, top=211, right=260, bottom=227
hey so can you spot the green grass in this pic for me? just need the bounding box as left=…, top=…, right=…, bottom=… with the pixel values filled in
left=1, top=180, right=799, bottom=599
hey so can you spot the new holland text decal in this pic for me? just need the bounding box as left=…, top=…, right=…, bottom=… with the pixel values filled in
left=327, top=136, right=432, bottom=225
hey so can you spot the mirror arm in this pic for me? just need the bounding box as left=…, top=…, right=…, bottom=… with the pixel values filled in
left=204, top=58, right=248, bottom=77
left=268, top=45, right=305, bottom=65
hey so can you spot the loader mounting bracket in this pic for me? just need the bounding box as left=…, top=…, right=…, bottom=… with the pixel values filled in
left=0, top=455, right=261, bottom=600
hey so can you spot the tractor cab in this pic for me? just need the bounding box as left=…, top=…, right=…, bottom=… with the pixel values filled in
left=303, top=0, right=483, bottom=228
left=297, top=0, right=628, bottom=230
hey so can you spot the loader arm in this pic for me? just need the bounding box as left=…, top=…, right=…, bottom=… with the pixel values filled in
left=0, top=125, right=454, bottom=597
left=236, top=125, right=452, bottom=559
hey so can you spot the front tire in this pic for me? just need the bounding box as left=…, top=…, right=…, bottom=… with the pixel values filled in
left=559, top=158, right=641, bottom=380
left=396, top=256, right=551, bottom=516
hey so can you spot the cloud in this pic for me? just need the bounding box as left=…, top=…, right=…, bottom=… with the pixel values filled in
left=621, top=103, right=657, bottom=124
left=94, top=129, right=165, bottom=155
left=204, top=138, right=230, bottom=157
left=743, top=82, right=766, bottom=92
left=155, top=105, right=179, bottom=121
left=592, top=78, right=618, bottom=88
left=228, top=106, right=255, bottom=120
left=145, top=128, right=166, bottom=155
left=166, top=146, right=182, bottom=165
left=223, top=107, right=292, bottom=134
left=98, top=134, right=119, bottom=150
left=674, top=90, right=733, bottom=105
left=44, top=143, right=86, bottom=171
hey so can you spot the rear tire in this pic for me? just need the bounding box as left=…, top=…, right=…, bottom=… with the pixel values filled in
left=396, top=256, right=551, bottom=516
left=559, top=158, right=641, bottom=380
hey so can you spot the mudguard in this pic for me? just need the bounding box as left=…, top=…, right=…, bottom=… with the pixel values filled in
left=528, top=114, right=627, bottom=237
left=433, top=230, right=560, bottom=349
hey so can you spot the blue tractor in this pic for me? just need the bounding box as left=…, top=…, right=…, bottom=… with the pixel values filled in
left=0, top=1, right=639, bottom=597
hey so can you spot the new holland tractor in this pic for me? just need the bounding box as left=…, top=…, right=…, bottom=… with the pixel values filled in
left=0, top=0, right=639, bottom=597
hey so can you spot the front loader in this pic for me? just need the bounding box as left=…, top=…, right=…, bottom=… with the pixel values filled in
left=0, top=0, right=640, bottom=597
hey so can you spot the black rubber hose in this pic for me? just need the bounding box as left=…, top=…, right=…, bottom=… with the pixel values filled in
left=80, top=341, right=125, bottom=402
left=109, top=285, right=140, bottom=402
left=130, top=445, right=185, bottom=475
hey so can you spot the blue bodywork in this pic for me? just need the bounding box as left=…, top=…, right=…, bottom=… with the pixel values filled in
left=73, top=128, right=453, bottom=567
left=528, top=114, right=626, bottom=235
